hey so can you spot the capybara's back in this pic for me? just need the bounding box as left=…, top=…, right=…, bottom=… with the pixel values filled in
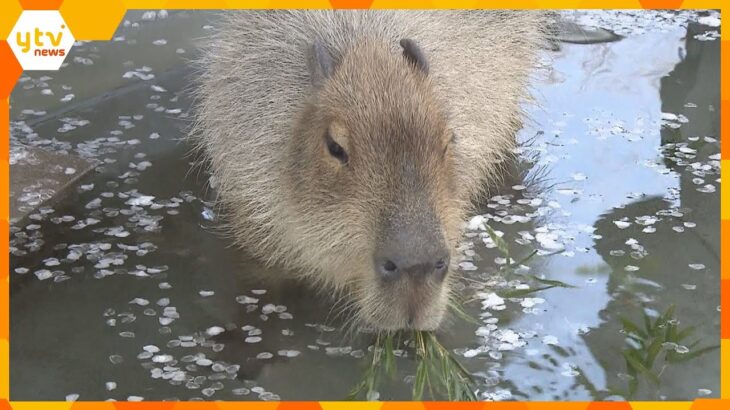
left=193, top=10, right=549, bottom=330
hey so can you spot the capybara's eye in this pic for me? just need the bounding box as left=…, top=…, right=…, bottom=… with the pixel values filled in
left=325, top=132, right=348, bottom=164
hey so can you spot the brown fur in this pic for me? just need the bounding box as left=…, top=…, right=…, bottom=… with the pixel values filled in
left=192, top=10, right=550, bottom=330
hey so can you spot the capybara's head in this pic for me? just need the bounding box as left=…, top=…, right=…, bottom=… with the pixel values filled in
left=285, top=38, right=465, bottom=330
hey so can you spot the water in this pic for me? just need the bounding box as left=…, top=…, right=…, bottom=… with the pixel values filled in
left=9, top=10, right=720, bottom=401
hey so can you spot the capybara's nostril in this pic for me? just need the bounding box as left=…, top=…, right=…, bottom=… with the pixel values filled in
left=375, top=257, right=400, bottom=281
left=434, top=256, right=450, bottom=281
left=383, top=259, right=398, bottom=272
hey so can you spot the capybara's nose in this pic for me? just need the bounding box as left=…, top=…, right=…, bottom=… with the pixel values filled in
left=374, top=251, right=450, bottom=282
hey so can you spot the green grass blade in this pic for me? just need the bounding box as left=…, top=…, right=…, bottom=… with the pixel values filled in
left=623, top=350, right=659, bottom=385
left=484, top=224, right=510, bottom=257
left=620, top=315, right=648, bottom=340
left=666, top=345, right=720, bottom=363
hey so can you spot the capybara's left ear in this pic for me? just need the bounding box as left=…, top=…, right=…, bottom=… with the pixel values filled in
left=308, top=39, right=334, bottom=86
left=400, top=38, right=429, bottom=75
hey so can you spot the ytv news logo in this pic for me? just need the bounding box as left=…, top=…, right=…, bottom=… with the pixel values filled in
left=9, top=10, right=75, bottom=71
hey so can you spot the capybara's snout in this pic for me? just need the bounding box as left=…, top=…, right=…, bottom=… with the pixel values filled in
left=373, top=212, right=450, bottom=284
left=366, top=205, right=453, bottom=330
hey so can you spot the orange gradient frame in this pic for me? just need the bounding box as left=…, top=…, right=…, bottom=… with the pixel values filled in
left=0, top=0, right=727, bottom=409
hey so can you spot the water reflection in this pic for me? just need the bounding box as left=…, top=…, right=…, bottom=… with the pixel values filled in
left=488, top=20, right=720, bottom=401
left=584, top=20, right=721, bottom=400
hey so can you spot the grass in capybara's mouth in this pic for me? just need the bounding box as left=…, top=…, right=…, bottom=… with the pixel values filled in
left=347, top=327, right=478, bottom=401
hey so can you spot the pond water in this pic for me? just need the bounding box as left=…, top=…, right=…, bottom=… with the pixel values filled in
left=8, top=10, right=721, bottom=401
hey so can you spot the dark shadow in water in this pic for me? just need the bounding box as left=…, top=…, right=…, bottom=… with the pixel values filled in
left=583, top=22, right=720, bottom=400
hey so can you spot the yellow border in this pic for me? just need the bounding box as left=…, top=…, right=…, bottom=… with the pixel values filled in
left=0, top=1, right=726, bottom=408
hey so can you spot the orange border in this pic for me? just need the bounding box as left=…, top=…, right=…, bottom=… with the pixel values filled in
left=0, top=0, right=726, bottom=408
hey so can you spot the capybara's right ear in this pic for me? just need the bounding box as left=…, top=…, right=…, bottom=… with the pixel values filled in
left=400, top=38, right=429, bottom=75
left=308, top=40, right=334, bottom=86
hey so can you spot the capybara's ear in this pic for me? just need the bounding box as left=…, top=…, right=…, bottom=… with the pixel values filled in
left=399, top=38, right=429, bottom=75
left=308, top=40, right=334, bottom=86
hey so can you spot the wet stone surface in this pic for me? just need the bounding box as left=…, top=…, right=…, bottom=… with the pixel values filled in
left=10, top=146, right=94, bottom=222
left=9, top=10, right=721, bottom=401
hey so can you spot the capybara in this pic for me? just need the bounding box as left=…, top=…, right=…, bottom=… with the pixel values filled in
left=193, top=10, right=549, bottom=330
